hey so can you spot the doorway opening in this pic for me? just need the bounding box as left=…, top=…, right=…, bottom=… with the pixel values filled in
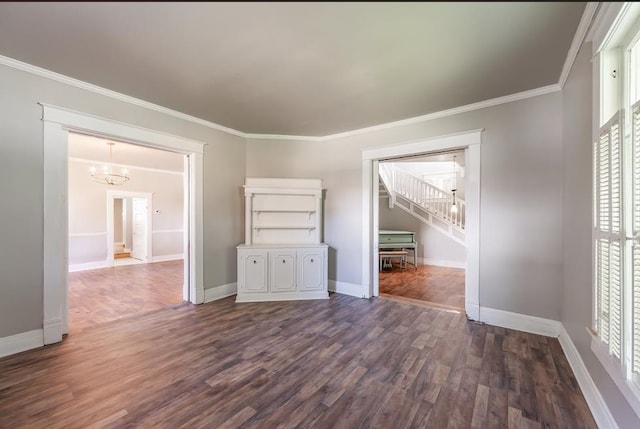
left=42, top=103, right=206, bottom=345
left=361, top=129, right=481, bottom=320
left=377, top=150, right=466, bottom=311
left=67, top=133, right=187, bottom=334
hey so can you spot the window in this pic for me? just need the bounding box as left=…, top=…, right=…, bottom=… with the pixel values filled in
left=592, top=2, right=640, bottom=415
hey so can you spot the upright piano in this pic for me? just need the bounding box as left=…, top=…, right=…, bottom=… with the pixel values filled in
left=379, top=230, right=417, bottom=269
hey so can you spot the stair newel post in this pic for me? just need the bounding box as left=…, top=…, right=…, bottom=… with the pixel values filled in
left=245, top=189, right=253, bottom=245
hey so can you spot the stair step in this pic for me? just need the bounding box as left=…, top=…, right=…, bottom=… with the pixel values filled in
left=114, top=252, right=131, bottom=259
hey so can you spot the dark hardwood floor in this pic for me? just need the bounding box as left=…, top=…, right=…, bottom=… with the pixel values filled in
left=0, top=293, right=596, bottom=428
left=68, top=260, right=184, bottom=334
left=380, top=263, right=465, bottom=310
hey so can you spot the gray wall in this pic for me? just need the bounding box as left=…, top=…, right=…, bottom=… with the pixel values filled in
left=0, top=63, right=245, bottom=338
left=562, top=42, right=640, bottom=428
left=68, top=158, right=184, bottom=265
left=247, top=92, right=564, bottom=320
left=379, top=199, right=466, bottom=266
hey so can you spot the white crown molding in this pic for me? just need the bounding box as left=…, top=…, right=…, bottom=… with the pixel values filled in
left=0, top=55, right=245, bottom=138
left=69, top=156, right=183, bottom=176
left=559, top=2, right=600, bottom=88
left=2, top=54, right=560, bottom=143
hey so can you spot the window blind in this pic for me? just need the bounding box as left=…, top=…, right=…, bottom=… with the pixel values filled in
left=632, top=101, right=640, bottom=374
left=595, top=113, right=623, bottom=361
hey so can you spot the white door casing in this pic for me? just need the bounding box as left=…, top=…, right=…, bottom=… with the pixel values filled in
left=131, top=197, right=149, bottom=261
left=361, top=129, right=482, bottom=320
left=42, top=104, right=206, bottom=344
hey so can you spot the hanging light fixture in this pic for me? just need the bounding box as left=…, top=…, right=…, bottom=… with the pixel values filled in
left=89, top=141, right=130, bottom=186
left=450, top=155, right=458, bottom=214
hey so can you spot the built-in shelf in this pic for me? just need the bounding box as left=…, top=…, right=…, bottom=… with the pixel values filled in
left=239, top=177, right=327, bottom=303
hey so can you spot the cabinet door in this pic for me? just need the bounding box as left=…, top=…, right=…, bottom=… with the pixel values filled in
left=269, top=250, right=296, bottom=292
left=238, top=250, right=268, bottom=293
left=297, top=249, right=325, bottom=291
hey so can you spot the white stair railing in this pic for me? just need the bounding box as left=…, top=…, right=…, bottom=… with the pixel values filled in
left=380, top=163, right=465, bottom=231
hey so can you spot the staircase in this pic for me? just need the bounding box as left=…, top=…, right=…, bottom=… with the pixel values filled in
left=379, top=163, right=465, bottom=246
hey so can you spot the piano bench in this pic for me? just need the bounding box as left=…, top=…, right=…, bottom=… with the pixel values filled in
left=379, top=250, right=409, bottom=271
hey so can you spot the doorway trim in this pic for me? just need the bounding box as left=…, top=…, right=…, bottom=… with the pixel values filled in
left=106, top=191, right=153, bottom=267
left=361, top=129, right=482, bottom=320
left=42, top=103, right=206, bottom=344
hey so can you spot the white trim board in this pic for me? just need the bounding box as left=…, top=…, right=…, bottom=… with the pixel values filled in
left=328, top=280, right=368, bottom=298
left=478, top=307, right=618, bottom=429
left=0, top=329, right=44, bottom=359
left=152, top=254, right=184, bottom=263
left=1, top=54, right=561, bottom=142
left=361, top=129, right=482, bottom=322
left=69, top=157, right=184, bottom=176
left=204, top=282, right=238, bottom=303
left=69, top=260, right=109, bottom=272
left=43, top=105, right=205, bottom=346
left=418, top=258, right=466, bottom=269
left=558, top=2, right=599, bottom=88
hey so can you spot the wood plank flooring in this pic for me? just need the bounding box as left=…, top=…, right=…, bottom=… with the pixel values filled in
left=0, top=294, right=596, bottom=428
left=380, top=264, right=465, bottom=310
left=68, top=260, right=184, bottom=334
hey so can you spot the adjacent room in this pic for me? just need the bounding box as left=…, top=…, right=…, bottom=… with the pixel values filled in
left=1, top=2, right=639, bottom=428
left=378, top=151, right=466, bottom=310
left=67, top=133, right=186, bottom=333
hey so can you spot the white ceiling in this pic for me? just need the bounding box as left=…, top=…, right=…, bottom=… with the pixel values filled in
left=0, top=2, right=586, bottom=136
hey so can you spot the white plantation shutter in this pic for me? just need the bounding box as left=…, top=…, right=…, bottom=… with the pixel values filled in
left=595, top=113, right=623, bottom=361
left=633, top=101, right=640, bottom=375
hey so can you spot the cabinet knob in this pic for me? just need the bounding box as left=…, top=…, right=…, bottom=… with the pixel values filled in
left=253, top=260, right=256, bottom=264
left=310, top=259, right=314, bottom=263
left=282, top=259, right=286, bottom=263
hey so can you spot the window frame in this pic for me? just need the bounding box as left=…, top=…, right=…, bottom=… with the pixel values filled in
left=591, top=2, right=640, bottom=417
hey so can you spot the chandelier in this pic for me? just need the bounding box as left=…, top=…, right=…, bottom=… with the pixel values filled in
left=89, top=141, right=130, bottom=186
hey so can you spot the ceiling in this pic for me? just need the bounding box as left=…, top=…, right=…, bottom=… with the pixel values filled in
left=0, top=2, right=586, bottom=137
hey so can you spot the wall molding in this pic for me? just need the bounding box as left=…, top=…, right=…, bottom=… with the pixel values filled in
left=418, top=257, right=466, bottom=269
left=152, top=229, right=184, bottom=234
left=69, top=232, right=107, bottom=238
left=69, top=157, right=183, bottom=176
left=479, top=306, right=562, bottom=338
left=558, top=327, right=620, bottom=429
left=559, top=2, right=599, bottom=88
left=204, top=282, right=238, bottom=303
left=328, top=280, right=368, bottom=298
left=151, top=254, right=184, bottom=263
left=68, top=260, right=109, bottom=272
left=479, top=307, right=618, bottom=428
left=1, top=54, right=561, bottom=143
left=0, top=329, right=44, bottom=358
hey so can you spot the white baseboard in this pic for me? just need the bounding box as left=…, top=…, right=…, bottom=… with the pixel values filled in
left=204, top=282, right=237, bottom=303
left=329, top=280, right=368, bottom=298
left=0, top=329, right=44, bottom=358
left=479, top=307, right=617, bottom=428
left=151, top=254, right=184, bottom=263
left=68, top=260, right=108, bottom=272
left=479, top=306, right=563, bottom=338
left=419, top=257, right=466, bottom=269
left=558, top=327, right=619, bottom=429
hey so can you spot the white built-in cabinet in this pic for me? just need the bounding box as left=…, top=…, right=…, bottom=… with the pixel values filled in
left=236, top=178, right=328, bottom=302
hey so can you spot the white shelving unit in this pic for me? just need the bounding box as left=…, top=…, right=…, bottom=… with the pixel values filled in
left=237, top=178, right=328, bottom=302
